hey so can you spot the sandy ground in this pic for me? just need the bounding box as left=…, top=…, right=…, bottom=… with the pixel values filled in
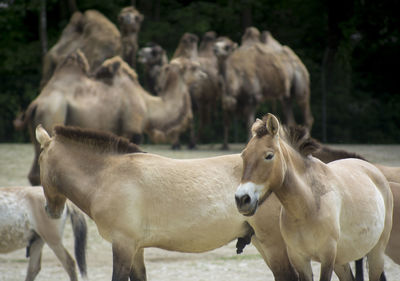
left=0, top=143, right=400, bottom=281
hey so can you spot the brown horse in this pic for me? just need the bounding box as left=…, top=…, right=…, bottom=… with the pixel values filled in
left=35, top=124, right=298, bottom=281
left=235, top=114, right=393, bottom=281
left=0, top=186, right=87, bottom=281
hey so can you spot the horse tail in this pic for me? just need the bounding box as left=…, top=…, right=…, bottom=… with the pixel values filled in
left=68, top=203, right=88, bottom=278
left=14, top=101, right=39, bottom=131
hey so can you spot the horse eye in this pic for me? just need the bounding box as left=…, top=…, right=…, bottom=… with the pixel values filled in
left=265, top=153, right=274, bottom=160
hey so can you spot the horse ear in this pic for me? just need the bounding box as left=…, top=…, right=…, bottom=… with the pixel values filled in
left=266, top=113, right=279, bottom=136
left=36, top=125, right=51, bottom=148
left=251, top=118, right=264, bottom=137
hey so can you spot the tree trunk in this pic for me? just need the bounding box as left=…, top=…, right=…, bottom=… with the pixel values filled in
left=39, top=0, right=48, bottom=59
left=241, top=0, right=252, bottom=30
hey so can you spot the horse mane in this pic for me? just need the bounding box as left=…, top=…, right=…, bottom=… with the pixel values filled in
left=312, top=143, right=368, bottom=163
left=254, top=115, right=321, bottom=157
left=53, top=125, right=143, bottom=154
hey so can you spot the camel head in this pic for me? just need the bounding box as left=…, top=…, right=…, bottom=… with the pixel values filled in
left=156, top=58, right=206, bottom=93
left=118, top=6, right=144, bottom=34
left=213, top=37, right=237, bottom=60
left=199, top=31, right=217, bottom=52
left=241, top=26, right=261, bottom=46
left=138, top=42, right=168, bottom=66
left=172, top=33, right=199, bottom=60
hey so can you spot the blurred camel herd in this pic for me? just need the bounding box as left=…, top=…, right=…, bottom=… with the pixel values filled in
left=13, top=6, right=313, bottom=186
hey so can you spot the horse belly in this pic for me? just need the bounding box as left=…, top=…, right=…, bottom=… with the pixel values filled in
left=0, top=195, right=32, bottom=253
left=336, top=189, right=386, bottom=263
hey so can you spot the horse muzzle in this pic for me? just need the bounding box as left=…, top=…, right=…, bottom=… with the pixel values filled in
left=45, top=204, right=62, bottom=219
left=235, top=182, right=262, bottom=216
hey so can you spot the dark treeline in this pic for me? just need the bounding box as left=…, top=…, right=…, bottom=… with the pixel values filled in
left=0, top=0, right=399, bottom=143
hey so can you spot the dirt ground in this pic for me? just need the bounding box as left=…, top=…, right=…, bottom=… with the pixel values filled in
left=0, top=143, right=400, bottom=281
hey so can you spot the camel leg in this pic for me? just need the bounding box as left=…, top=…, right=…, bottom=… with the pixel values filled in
left=334, top=263, right=354, bottom=281
left=221, top=110, right=230, bottom=150
left=244, top=106, right=256, bottom=141
left=129, top=249, right=146, bottom=281
left=297, top=96, right=314, bottom=131
left=47, top=243, right=77, bottom=281
left=25, top=236, right=45, bottom=281
left=287, top=248, right=313, bottom=281
left=252, top=238, right=298, bottom=281
left=281, top=97, right=296, bottom=128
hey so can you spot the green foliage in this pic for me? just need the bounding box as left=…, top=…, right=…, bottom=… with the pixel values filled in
left=0, top=0, right=399, bottom=143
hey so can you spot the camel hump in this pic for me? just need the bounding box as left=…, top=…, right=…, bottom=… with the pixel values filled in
left=56, top=49, right=89, bottom=74
left=241, top=26, right=261, bottom=45
left=94, top=56, right=138, bottom=82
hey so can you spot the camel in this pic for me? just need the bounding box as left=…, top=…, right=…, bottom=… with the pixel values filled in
left=214, top=31, right=290, bottom=149
left=138, top=42, right=168, bottom=94
left=18, top=50, right=200, bottom=185
left=172, top=31, right=221, bottom=148
left=118, top=6, right=144, bottom=69
left=235, top=115, right=392, bottom=281
left=261, top=30, right=313, bottom=130
left=172, top=32, right=199, bottom=60
left=40, top=9, right=121, bottom=89
left=214, top=27, right=314, bottom=149
left=40, top=6, right=143, bottom=89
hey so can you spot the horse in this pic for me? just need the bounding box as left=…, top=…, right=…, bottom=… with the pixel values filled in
left=235, top=113, right=393, bottom=281
left=35, top=124, right=299, bottom=281
left=310, top=138, right=400, bottom=281
left=0, top=185, right=87, bottom=281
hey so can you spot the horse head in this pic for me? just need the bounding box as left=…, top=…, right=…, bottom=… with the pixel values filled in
left=235, top=114, right=286, bottom=216
left=35, top=125, right=66, bottom=219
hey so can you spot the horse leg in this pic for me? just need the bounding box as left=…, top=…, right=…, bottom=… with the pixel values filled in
left=355, top=259, right=364, bottom=281
left=366, top=247, right=386, bottom=281
left=112, top=241, right=135, bottom=281
left=334, top=263, right=354, bottom=281
left=286, top=248, right=313, bottom=281
left=47, top=243, right=78, bottom=281
left=28, top=146, right=41, bottom=185
left=251, top=238, right=298, bottom=281
left=129, top=249, right=146, bottom=281
left=25, top=235, right=45, bottom=281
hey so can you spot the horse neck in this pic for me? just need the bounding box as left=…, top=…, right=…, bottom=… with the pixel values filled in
left=48, top=140, right=107, bottom=218
left=273, top=140, right=320, bottom=219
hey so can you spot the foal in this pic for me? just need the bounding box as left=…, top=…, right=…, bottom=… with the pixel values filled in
left=0, top=186, right=87, bottom=281
left=235, top=114, right=393, bottom=281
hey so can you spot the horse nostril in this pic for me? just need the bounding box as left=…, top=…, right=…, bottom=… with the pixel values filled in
left=235, top=194, right=251, bottom=207
left=241, top=194, right=251, bottom=206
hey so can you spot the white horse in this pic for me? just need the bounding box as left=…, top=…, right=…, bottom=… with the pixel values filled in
left=0, top=186, right=87, bottom=281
